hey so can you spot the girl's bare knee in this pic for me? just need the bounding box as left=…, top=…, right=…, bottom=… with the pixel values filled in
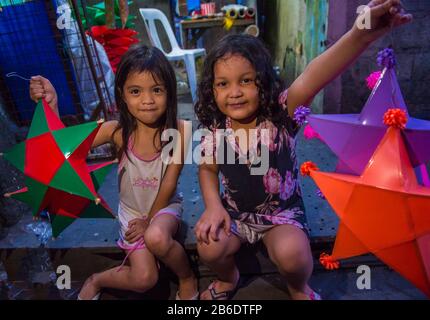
left=274, top=246, right=312, bottom=274
left=144, top=225, right=172, bottom=257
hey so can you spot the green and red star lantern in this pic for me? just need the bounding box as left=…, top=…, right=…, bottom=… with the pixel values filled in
left=3, top=99, right=115, bottom=237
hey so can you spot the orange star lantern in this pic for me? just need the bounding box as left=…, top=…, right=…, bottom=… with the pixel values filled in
left=301, top=109, right=430, bottom=297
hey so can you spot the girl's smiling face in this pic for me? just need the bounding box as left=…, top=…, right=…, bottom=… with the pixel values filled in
left=213, top=54, right=260, bottom=124
left=122, top=71, right=167, bottom=127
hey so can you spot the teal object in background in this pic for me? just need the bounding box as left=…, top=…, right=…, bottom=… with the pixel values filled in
left=0, top=0, right=29, bottom=6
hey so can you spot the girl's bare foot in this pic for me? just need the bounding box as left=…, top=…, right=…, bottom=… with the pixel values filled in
left=177, top=275, right=199, bottom=300
left=78, top=274, right=101, bottom=300
left=289, top=285, right=321, bottom=300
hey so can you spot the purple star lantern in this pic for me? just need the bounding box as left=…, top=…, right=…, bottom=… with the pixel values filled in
left=307, top=49, right=430, bottom=186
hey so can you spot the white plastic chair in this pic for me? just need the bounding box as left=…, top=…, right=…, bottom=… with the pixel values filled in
left=139, top=8, right=206, bottom=102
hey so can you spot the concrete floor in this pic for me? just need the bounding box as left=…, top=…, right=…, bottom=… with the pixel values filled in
left=1, top=264, right=425, bottom=300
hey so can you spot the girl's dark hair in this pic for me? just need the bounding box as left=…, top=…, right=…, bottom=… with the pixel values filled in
left=195, top=34, right=286, bottom=129
left=113, top=44, right=177, bottom=159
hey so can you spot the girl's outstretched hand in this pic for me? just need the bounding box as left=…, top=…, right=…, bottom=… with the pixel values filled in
left=125, top=218, right=149, bottom=244
left=353, top=0, right=412, bottom=44
left=195, top=205, right=231, bottom=244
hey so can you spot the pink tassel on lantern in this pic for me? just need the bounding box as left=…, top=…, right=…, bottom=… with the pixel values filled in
left=304, top=124, right=323, bottom=141
left=366, top=71, right=382, bottom=90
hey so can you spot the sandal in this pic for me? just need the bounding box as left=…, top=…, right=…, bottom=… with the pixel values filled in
left=206, top=280, right=239, bottom=300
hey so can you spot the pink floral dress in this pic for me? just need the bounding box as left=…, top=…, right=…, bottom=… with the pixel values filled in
left=202, top=116, right=309, bottom=243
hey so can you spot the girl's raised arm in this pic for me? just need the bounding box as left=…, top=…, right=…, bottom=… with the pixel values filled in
left=286, top=0, right=412, bottom=117
left=30, top=75, right=120, bottom=149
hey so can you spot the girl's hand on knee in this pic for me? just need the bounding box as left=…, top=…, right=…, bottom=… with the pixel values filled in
left=353, top=0, right=412, bottom=44
left=125, top=218, right=149, bottom=244
left=195, top=206, right=231, bottom=244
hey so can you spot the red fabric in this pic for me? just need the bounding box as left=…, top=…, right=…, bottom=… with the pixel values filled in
left=87, top=26, right=138, bottom=73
